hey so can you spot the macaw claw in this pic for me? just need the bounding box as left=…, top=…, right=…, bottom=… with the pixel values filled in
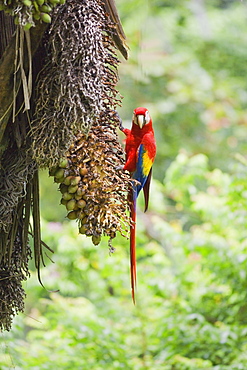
left=115, top=165, right=124, bottom=170
left=112, top=110, right=124, bottom=131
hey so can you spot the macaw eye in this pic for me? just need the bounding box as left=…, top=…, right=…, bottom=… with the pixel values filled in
left=145, top=111, right=150, bottom=124
left=133, top=114, right=138, bottom=125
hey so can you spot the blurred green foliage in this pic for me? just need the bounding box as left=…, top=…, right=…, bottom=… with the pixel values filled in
left=118, top=0, right=247, bottom=179
left=1, top=0, right=247, bottom=369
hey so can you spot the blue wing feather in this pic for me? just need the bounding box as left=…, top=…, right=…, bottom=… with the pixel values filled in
left=132, top=144, right=148, bottom=201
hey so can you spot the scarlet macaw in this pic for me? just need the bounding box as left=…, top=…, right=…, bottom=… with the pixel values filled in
left=120, top=107, right=156, bottom=303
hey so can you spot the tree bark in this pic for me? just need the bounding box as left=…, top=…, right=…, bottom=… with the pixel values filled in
left=0, top=11, right=15, bottom=59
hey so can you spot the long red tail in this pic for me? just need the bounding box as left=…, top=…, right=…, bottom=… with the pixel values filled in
left=130, top=195, right=137, bottom=304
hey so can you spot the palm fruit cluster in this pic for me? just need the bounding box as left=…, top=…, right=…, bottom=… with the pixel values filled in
left=31, top=0, right=131, bottom=248
left=31, top=0, right=115, bottom=168
left=0, top=0, right=64, bottom=28
left=50, top=116, right=131, bottom=249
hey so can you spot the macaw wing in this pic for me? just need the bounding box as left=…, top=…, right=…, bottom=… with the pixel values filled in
left=143, top=167, right=152, bottom=212
left=132, top=144, right=153, bottom=203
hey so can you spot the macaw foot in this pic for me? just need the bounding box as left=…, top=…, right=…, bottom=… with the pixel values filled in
left=119, top=119, right=124, bottom=131
left=112, top=111, right=124, bottom=131
left=116, top=165, right=124, bottom=170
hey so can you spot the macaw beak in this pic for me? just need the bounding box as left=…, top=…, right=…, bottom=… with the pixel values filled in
left=136, top=115, right=145, bottom=129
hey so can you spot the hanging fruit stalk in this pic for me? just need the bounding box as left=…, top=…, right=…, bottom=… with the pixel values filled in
left=33, top=0, right=131, bottom=247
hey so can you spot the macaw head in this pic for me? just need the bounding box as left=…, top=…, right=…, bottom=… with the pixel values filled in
left=132, top=107, right=151, bottom=129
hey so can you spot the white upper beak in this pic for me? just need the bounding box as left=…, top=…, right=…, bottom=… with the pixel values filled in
left=137, top=115, right=145, bottom=129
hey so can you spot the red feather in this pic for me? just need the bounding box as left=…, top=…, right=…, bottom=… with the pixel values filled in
left=130, top=195, right=137, bottom=304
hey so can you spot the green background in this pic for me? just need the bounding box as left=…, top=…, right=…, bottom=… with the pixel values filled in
left=2, top=1, right=247, bottom=369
